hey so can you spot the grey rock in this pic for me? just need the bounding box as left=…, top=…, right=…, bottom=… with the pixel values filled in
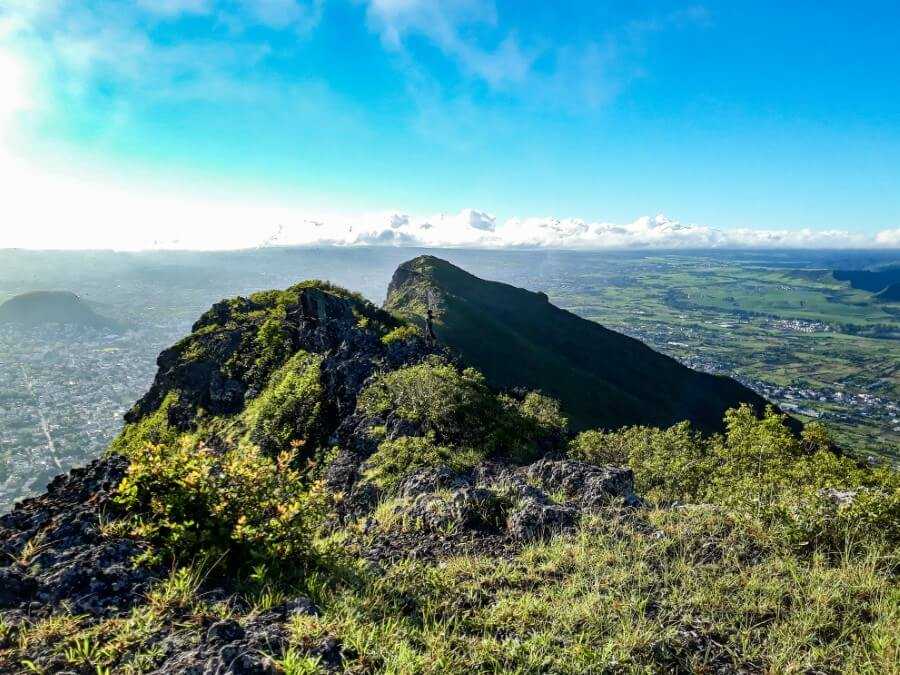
left=207, top=619, right=245, bottom=644
left=821, top=488, right=859, bottom=506
left=0, top=456, right=158, bottom=617
left=507, top=498, right=579, bottom=541
left=399, top=466, right=468, bottom=498
left=524, top=459, right=639, bottom=508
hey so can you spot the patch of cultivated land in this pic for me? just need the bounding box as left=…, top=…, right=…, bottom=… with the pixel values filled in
left=555, top=257, right=900, bottom=460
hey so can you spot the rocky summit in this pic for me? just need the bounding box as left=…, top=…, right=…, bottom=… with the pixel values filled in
left=0, top=259, right=897, bottom=674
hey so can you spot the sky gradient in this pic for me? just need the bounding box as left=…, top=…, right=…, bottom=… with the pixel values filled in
left=1, top=0, right=899, bottom=250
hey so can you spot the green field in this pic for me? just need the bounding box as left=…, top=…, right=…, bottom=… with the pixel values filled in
left=547, top=256, right=900, bottom=460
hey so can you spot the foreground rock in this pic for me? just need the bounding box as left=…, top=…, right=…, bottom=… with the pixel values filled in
left=359, top=459, right=639, bottom=564
left=0, top=456, right=157, bottom=619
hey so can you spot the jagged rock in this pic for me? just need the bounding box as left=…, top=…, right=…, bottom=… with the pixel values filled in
left=402, top=486, right=506, bottom=533
left=821, top=488, right=859, bottom=506
left=208, top=620, right=246, bottom=644
left=0, top=456, right=158, bottom=616
left=0, top=568, right=36, bottom=608
left=399, top=466, right=468, bottom=498
left=524, top=458, right=640, bottom=508
left=253, top=597, right=318, bottom=624
left=506, top=498, right=579, bottom=541
left=148, top=601, right=333, bottom=675
left=361, top=457, right=643, bottom=557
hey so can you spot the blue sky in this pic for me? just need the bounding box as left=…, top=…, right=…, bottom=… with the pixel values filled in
left=1, top=0, right=899, bottom=249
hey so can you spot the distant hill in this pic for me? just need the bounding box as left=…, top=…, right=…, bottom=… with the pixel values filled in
left=0, top=291, right=121, bottom=330
left=385, top=255, right=778, bottom=433
left=874, top=282, right=900, bottom=302
left=833, top=266, right=900, bottom=293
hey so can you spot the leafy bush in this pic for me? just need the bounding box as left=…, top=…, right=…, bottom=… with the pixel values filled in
left=380, top=324, right=421, bottom=346
left=570, top=421, right=710, bottom=502
left=494, top=391, right=569, bottom=462
left=364, top=435, right=485, bottom=490
left=357, top=357, right=499, bottom=447
left=571, top=404, right=900, bottom=553
left=519, top=391, right=568, bottom=434
left=358, top=357, right=568, bottom=464
left=111, top=392, right=181, bottom=457
left=115, top=440, right=326, bottom=579
left=245, top=351, right=326, bottom=456
left=252, top=307, right=293, bottom=375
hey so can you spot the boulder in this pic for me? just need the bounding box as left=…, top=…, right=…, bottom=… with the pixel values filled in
left=507, top=498, right=579, bottom=541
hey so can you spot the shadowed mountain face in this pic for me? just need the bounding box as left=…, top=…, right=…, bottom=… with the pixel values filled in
left=385, top=255, right=774, bottom=433
left=834, top=267, right=900, bottom=293
left=875, top=282, right=900, bottom=302
left=0, top=291, right=120, bottom=330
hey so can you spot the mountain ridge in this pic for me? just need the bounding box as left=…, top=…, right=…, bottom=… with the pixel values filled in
left=385, top=255, right=778, bottom=433
left=1, top=257, right=894, bottom=673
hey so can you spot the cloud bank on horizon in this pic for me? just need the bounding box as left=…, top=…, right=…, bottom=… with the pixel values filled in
left=254, top=210, right=900, bottom=251
left=2, top=187, right=899, bottom=250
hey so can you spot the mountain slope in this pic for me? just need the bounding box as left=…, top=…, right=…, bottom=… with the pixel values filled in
left=0, top=290, right=120, bottom=329
left=385, top=255, right=774, bottom=432
left=874, top=281, right=900, bottom=302
left=1, top=267, right=896, bottom=674
left=833, top=266, right=900, bottom=293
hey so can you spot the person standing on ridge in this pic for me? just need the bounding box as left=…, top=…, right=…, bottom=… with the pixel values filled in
left=425, top=307, right=437, bottom=345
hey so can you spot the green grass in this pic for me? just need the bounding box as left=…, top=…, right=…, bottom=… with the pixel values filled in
left=290, top=508, right=898, bottom=674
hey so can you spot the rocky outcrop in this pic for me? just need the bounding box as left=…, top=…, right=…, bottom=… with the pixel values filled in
left=148, top=599, right=344, bottom=675
left=360, top=459, right=639, bottom=564
left=0, top=456, right=158, bottom=619
left=0, top=272, right=647, bottom=671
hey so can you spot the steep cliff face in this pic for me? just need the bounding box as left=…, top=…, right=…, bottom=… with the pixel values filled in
left=385, top=255, right=776, bottom=433
left=122, top=282, right=425, bottom=441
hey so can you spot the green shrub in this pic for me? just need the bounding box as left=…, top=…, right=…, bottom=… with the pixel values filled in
left=519, top=391, right=568, bottom=434
left=253, top=308, right=293, bottom=373
left=570, top=421, right=710, bottom=502
left=357, top=357, right=499, bottom=446
left=364, top=435, right=484, bottom=490
left=380, top=324, right=421, bottom=346
left=571, top=404, right=900, bottom=554
left=494, top=391, right=569, bottom=463
left=115, top=441, right=326, bottom=579
left=245, top=351, right=326, bottom=456
left=111, top=392, right=181, bottom=457
left=358, top=358, right=568, bottom=463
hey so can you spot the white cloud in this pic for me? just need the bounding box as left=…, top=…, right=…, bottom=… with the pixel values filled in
left=365, top=0, right=535, bottom=89
left=136, top=0, right=212, bottom=17
left=875, top=229, right=900, bottom=247
left=1, top=0, right=324, bottom=110
left=4, top=160, right=898, bottom=251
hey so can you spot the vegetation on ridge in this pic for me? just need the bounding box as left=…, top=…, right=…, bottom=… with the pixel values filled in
left=384, top=255, right=778, bottom=434
left=2, top=266, right=898, bottom=673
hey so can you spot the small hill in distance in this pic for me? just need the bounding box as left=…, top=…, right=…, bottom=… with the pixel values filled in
left=0, top=291, right=122, bottom=330
left=386, top=255, right=778, bottom=433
